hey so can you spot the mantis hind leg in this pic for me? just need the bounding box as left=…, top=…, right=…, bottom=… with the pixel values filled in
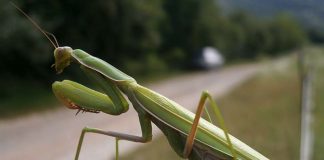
left=183, top=91, right=237, bottom=159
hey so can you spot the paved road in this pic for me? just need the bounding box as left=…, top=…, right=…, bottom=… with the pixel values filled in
left=0, top=64, right=261, bottom=160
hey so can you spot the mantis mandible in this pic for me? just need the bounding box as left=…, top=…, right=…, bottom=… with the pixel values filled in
left=13, top=3, right=268, bottom=160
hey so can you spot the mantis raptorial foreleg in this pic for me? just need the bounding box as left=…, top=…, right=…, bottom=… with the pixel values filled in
left=63, top=67, right=152, bottom=160
left=183, top=91, right=237, bottom=159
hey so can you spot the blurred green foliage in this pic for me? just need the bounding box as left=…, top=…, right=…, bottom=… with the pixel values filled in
left=0, top=0, right=309, bottom=99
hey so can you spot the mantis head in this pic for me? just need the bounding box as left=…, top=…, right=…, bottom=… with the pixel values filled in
left=53, top=47, right=73, bottom=74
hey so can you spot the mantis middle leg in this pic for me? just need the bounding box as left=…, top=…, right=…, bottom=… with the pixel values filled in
left=183, top=91, right=237, bottom=159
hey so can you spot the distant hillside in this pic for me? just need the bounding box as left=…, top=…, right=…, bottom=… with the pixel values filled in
left=218, top=0, right=324, bottom=30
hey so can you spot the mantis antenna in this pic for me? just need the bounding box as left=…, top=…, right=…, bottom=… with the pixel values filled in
left=44, top=31, right=60, bottom=47
left=10, top=2, right=58, bottom=49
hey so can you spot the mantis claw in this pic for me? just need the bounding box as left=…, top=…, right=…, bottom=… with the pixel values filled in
left=75, top=109, right=82, bottom=116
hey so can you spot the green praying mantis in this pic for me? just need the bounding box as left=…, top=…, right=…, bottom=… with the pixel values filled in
left=13, top=3, right=269, bottom=160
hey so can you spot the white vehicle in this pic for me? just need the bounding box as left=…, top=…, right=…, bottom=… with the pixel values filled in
left=192, top=47, right=225, bottom=70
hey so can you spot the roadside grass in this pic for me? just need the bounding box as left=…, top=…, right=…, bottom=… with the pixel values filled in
left=217, top=57, right=301, bottom=160
left=121, top=54, right=302, bottom=159
left=310, top=46, right=324, bottom=160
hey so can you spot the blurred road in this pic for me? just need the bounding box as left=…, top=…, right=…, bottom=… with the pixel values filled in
left=0, top=64, right=261, bottom=160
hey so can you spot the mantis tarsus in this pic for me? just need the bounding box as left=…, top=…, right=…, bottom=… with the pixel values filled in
left=13, top=3, right=269, bottom=160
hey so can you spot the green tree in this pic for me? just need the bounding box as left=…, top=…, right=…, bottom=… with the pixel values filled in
left=268, top=14, right=307, bottom=54
left=161, top=0, right=222, bottom=68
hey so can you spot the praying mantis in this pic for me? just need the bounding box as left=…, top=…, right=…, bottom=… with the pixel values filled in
left=12, top=3, right=269, bottom=160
